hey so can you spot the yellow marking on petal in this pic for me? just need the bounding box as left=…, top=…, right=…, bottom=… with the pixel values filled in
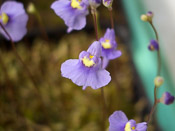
left=89, top=55, right=94, bottom=59
left=150, top=45, right=154, bottom=50
left=71, top=0, right=82, bottom=9
left=132, top=126, right=135, bottom=130
left=102, top=39, right=112, bottom=49
left=82, top=56, right=95, bottom=67
left=124, top=122, right=132, bottom=131
left=0, top=13, right=9, bottom=25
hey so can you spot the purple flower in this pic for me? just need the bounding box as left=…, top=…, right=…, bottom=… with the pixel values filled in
left=148, top=40, right=159, bottom=51
left=51, top=0, right=89, bottom=33
left=0, top=1, right=28, bottom=42
left=160, top=92, right=175, bottom=105
left=99, top=28, right=121, bottom=68
left=61, top=41, right=111, bottom=90
left=109, top=111, right=147, bottom=131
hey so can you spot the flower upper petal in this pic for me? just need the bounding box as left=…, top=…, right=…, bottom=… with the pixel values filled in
left=109, top=111, right=128, bottom=131
left=51, top=0, right=89, bottom=32
left=87, top=41, right=101, bottom=57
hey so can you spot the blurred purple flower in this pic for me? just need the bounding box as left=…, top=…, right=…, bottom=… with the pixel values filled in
left=61, top=41, right=111, bottom=90
left=160, top=92, right=174, bottom=105
left=109, top=111, right=147, bottom=131
left=51, top=0, right=89, bottom=33
left=99, top=28, right=121, bottom=68
left=0, top=1, right=28, bottom=42
left=148, top=40, right=159, bottom=51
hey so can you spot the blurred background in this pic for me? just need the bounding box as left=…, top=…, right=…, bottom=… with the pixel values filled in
left=0, top=0, right=174, bottom=131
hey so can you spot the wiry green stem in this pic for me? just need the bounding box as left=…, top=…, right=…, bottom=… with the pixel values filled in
left=91, top=8, right=107, bottom=130
left=92, top=9, right=99, bottom=40
left=0, top=22, right=51, bottom=124
left=0, top=23, right=38, bottom=89
left=109, top=7, right=114, bottom=29
left=149, top=22, right=161, bottom=76
left=35, top=11, right=49, bottom=41
left=147, top=21, right=161, bottom=126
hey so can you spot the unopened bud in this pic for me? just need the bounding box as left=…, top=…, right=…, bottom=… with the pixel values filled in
left=103, top=0, right=113, bottom=8
left=147, top=11, right=153, bottom=18
left=141, top=11, right=154, bottom=22
left=141, top=14, right=148, bottom=22
left=146, top=11, right=153, bottom=21
left=89, top=0, right=101, bottom=9
left=154, top=76, right=164, bottom=87
left=27, top=3, right=36, bottom=14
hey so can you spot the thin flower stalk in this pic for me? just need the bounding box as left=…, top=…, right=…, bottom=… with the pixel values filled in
left=92, top=8, right=99, bottom=40
left=35, top=9, right=49, bottom=41
left=147, top=19, right=162, bottom=125
left=0, top=23, right=52, bottom=124
left=149, top=22, right=161, bottom=76
left=91, top=8, right=108, bottom=129
left=0, top=22, right=38, bottom=89
left=109, top=8, right=114, bottom=29
left=0, top=51, right=15, bottom=101
left=27, top=3, right=49, bottom=41
left=147, top=86, right=158, bottom=124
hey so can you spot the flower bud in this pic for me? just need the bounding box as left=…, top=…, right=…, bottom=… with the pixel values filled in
left=27, top=3, right=36, bottom=14
left=146, top=11, right=153, bottom=21
left=148, top=40, right=159, bottom=51
left=89, top=0, right=101, bottom=9
left=141, top=11, right=153, bottom=22
left=141, top=14, right=148, bottom=22
left=160, top=92, right=174, bottom=105
left=154, top=76, right=164, bottom=87
left=147, top=11, right=153, bottom=18
left=103, top=0, right=113, bottom=8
